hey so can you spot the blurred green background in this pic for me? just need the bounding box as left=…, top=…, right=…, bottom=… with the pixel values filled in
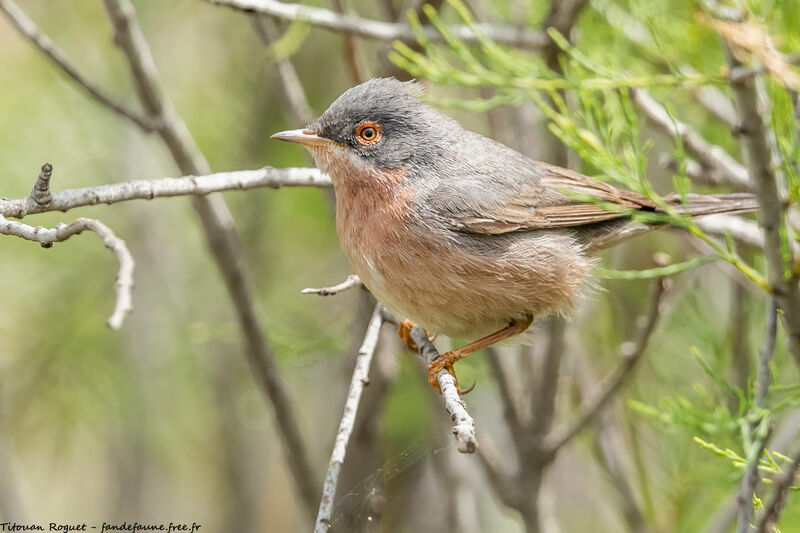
left=0, top=1, right=798, bottom=532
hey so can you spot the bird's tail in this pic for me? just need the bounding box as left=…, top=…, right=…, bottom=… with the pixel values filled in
left=587, top=193, right=757, bottom=251
left=662, top=192, right=758, bottom=217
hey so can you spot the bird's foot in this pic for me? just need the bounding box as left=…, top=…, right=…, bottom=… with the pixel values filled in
left=427, top=353, right=461, bottom=394
left=398, top=319, right=424, bottom=352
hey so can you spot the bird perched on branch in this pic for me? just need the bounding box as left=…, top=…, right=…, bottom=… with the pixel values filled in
left=273, top=77, right=756, bottom=391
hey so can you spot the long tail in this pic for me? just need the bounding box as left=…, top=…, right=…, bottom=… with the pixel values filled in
left=663, top=192, right=759, bottom=217
left=588, top=193, right=758, bottom=250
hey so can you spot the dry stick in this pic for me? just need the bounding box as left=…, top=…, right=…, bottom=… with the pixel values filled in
left=251, top=16, right=316, bottom=125
left=98, top=0, right=320, bottom=518
left=331, top=0, right=367, bottom=84
left=0, top=0, right=158, bottom=131
left=543, top=276, right=667, bottom=455
left=302, top=274, right=361, bottom=296
left=737, top=298, right=778, bottom=533
left=29, top=163, right=53, bottom=206
left=695, top=214, right=765, bottom=250
left=0, top=167, right=331, bottom=219
left=206, top=0, right=548, bottom=49
left=725, top=42, right=800, bottom=371
left=632, top=88, right=751, bottom=191
left=757, top=445, right=800, bottom=532
left=0, top=214, right=133, bottom=329
left=314, top=304, right=384, bottom=533
left=409, top=325, right=478, bottom=453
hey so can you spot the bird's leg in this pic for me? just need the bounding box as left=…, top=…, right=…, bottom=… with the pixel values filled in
left=398, top=318, right=424, bottom=351
left=427, top=316, right=534, bottom=391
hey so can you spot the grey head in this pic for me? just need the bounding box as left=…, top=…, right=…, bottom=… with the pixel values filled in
left=310, top=77, right=462, bottom=170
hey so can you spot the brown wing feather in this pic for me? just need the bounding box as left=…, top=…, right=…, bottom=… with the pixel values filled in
left=454, top=164, right=655, bottom=233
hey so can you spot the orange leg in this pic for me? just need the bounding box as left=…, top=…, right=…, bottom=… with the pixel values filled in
left=398, top=319, right=424, bottom=352
left=427, top=316, right=534, bottom=391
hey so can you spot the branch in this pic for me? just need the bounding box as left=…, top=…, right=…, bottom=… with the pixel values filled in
left=205, top=0, right=548, bottom=49
left=314, top=304, right=384, bottom=533
left=738, top=298, right=778, bottom=533
left=725, top=38, right=800, bottom=369
left=0, top=214, right=133, bottom=329
left=29, top=163, right=53, bottom=206
left=409, top=325, right=478, bottom=453
left=100, top=0, right=321, bottom=518
left=0, top=0, right=159, bottom=131
left=251, top=16, right=316, bottom=125
left=757, top=445, right=800, bottom=533
left=543, top=276, right=667, bottom=455
left=632, top=88, right=750, bottom=191
left=302, top=274, right=361, bottom=296
left=695, top=214, right=765, bottom=250
left=0, top=167, right=330, bottom=219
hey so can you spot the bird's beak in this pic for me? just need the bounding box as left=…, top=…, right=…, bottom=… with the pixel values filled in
left=270, top=128, right=336, bottom=147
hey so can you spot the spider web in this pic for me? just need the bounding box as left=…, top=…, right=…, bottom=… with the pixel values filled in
left=327, top=426, right=455, bottom=530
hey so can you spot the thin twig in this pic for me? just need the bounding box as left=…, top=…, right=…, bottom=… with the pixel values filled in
left=531, top=316, right=567, bottom=439
left=0, top=214, right=134, bottom=329
left=632, top=88, right=751, bottom=191
left=100, top=0, right=320, bottom=518
left=737, top=298, right=778, bottom=533
left=409, top=325, right=478, bottom=453
left=302, top=274, right=361, bottom=296
left=757, top=445, right=800, bottom=533
left=314, top=304, right=384, bottom=533
left=0, top=167, right=331, bottom=219
left=729, top=53, right=800, bottom=84
left=206, top=0, right=548, bottom=49
left=331, top=0, right=367, bottom=84
left=251, top=16, right=316, bottom=125
left=725, top=37, right=800, bottom=370
left=695, top=214, right=765, bottom=250
left=29, top=163, right=53, bottom=206
left=544, top=276, right=668, bottom=455
left=0, top=0, right=159, bottom=131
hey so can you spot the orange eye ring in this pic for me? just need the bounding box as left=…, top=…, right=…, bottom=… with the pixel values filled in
left=356, top=122, right=382, bottom=145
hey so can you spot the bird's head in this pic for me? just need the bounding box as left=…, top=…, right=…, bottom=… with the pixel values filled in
left=272, top=78, right=457, bottom=185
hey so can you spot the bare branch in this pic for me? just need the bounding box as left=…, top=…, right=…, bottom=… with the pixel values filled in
left=251, top=16, right=316, bottom=125
left=632, top=88, right=751, bottom=191
left=476, top=434, right=523, bottom=509
left=0, top=0, right=159, bottom=131
left=409, top=325, right=478, bottom=453
left=531, top=316, right=567, bottom=438
left=544, top=276, right=667, bottom=455
left=29, top=163, right=53, bottom=206
left=100, top=0, right=321, bottom=518
left=0, top=214, right=134, bottom=329
left=205, top=0, right=548, bottom=49
left=726, top=40, right=800, bottom=369
left=757, top=445, right=800, bottom=533
left=695, top=213, right=765, bottom=250
left=737, top=298, right=778, bottom=533
left=302, top=274, right=361, bottom=296
left=315, top=304, right=384, bottom=533
left=331, top=0, right=367, bottom=84
left=0, top=167, right=330, bottom=219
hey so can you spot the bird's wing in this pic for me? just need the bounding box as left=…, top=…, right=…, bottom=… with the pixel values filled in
left=444, top=163, right=656, bottom=235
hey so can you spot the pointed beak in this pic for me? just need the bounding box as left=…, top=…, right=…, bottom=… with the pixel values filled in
left=270, top=128, right=336, bottom=147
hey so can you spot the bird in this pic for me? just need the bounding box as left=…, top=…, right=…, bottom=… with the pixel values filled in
left=272, top=77, right=757, bottom=391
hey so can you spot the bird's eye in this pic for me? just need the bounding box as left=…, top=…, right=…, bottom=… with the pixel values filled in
left=356, top=122, right=382, bottom=145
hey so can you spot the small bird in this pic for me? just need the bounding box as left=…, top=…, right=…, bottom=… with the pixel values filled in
left=273, top=78, right=756, bottom=390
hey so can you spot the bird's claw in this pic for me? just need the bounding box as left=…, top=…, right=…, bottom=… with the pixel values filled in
left=398, top=319, right=429, bottom=352
left=427, top=359, right=461, bottom=394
